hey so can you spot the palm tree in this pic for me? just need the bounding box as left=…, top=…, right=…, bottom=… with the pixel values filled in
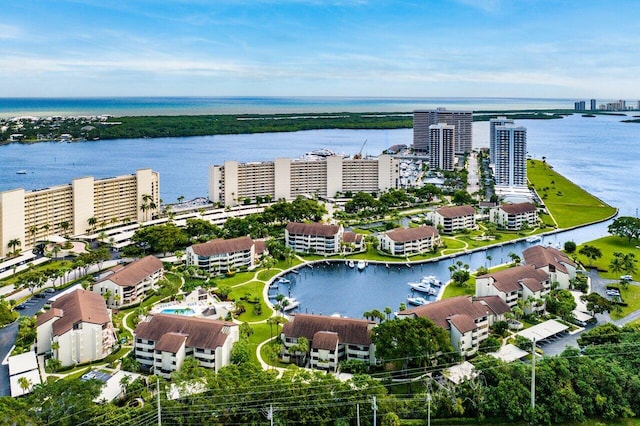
left=7, top=238, right=21, bottom=256
left=17, top=377, right=31, bottom=394
left=59, top=221, right=70, bottom=237
left=177, top=195, right=185, bottom=205
left=384, top=307, right=392, bottom=321
left=29, top=224, right=39, bottom=243
left=508, top=252, right=521, bottom=266
left=87, top=217, right=97, bottom=233
left=51, top=244, right=61, bottom=260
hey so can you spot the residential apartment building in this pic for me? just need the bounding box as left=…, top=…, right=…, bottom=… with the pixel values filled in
left=493, top=124, right=527, bottom=188
left=590, top=99, right=597, bottom=111
left=208, top=155, right=397, bottom=206
left=489, top=116, right=514, bottom=165
left=574, top=101, right=586, bottom=111
left=429, top=205, right=476, bottom=234
left=413, top=109, right=473, bottom=154
left=186, top=236, right=256, bottom=273
left=93, top=255, right=164, bottom=308
left=428, top=123, right=455, bottom=171
left=281, top=314, right=376, bottom=372
left=378, top=226, right=440, bottom=256
left=489, top=202, right=538, bottom=230
left=397, top=296, right=510, bottom=356
left=285, top=222, right=343, bottom=255
left=522, top=245, right=577, bottom=289
left=36, top=289, right=116, bottom=367
left=133, top=314, right=239, bottom=378
left=0, top=169, right=159, bottom=258
left=475, top=265, right=551, bottom=314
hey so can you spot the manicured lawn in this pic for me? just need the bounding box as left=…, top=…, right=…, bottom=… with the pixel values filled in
left=527, top=159, right=617, bottom=228
left=257, top=269, right=281, bottom=281
left=610, top=284, right=640, bottom=320
left=441, top=282, right=474, bottom=299
left=218, top=271, right=256, bottom=286
left=440, top=237, right=467, bottom=251
left=575, top=236, right=638, bottom=280
left=249, top=322, right=289, bottom=368
left=230, top=280, right=273, bottom=322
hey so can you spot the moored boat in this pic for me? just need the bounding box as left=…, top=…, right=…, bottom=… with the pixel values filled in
left=407, top=295, right=430, bottom=306
left=347, top=260, right=355, bottom=268
left=357, top=260, right=366, bottom=270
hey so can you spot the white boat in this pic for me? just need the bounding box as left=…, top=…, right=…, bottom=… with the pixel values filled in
left=347, top=260, right=355, bottom=269
left=357, top=260, right=366, bottom=270
left=282, top=297, right=300, bottom=312
left=407, top=295, right=430, bottom=306
left=408, top=281, right=437, bottom=295
left=269, top=282, right=279, bottom=289
left=16, top=170, right=27, bottom=175
left=422, top=275, right=442, bottom=287
left=278, top=277, right=291, bottom=284
left=526, top=235, right=542, bottom=243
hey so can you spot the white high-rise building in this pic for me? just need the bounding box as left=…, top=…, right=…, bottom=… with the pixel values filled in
left=428, top=123, right=455, bottom=171
left=489, top=116, right=514, bottom=165
left=494, top=124, right=527, bottom=188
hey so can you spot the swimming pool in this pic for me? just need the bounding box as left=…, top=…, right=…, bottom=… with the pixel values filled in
left=160, top=308, right=196, bottom=316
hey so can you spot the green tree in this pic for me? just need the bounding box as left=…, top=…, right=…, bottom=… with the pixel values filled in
left=372, top=317, right=455, bottom=372
left=7, top=237, right=21, bottom=256
left=545, top=289, right=577, bottom=321
left=578, top=244, right=602, bottom=267
left=564, top=241, right=577, bottom=253
left=608, top=216, right=640, bottom=244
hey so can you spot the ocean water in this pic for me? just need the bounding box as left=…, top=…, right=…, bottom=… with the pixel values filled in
left=0, top=96, right=576, bottom=118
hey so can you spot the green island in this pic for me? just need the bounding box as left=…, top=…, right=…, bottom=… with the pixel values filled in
left=3, top=155, right=640, bottom=425
left=4, top=108, right=634, bottom=143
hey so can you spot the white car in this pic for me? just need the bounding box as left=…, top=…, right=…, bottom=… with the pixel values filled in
left=620, top=275, right=633, bottom=281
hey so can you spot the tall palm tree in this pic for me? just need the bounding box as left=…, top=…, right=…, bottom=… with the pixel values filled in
left=59, top=221, right=70, bottom=237
left=87, top=217, right=97, bottom=233
left=7, top=238, right=21, bottom=256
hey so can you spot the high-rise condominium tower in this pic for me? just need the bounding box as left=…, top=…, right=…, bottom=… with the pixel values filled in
left=489, top=116, right=514, bottom=165
left=413, top=108, right=472, bottom=154
left=494, top=124, right=527, bottom=187
left=428, top=123, right=455, bottom=171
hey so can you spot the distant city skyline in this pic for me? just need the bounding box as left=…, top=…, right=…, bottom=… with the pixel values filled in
left=1, top=0, right=639, bottom=98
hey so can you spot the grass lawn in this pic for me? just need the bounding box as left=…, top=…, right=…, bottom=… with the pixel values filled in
left=609, top=284, right=640, bottom=320
left=249, top=322, right=290, bottom=368
left=527, top=159, right=617, bottom=228
left=575, top=236, right=638, bottom=280
left=230, top=280, right=273, bottom=322
left=218, top=271, right=256, bottom=286
left=441, top=282, right=474, bottom=299
left=257, top=268, right=282, bottom=281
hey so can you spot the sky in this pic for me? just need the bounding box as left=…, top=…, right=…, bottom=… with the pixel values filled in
left=1, top=0, right=638, bottom=98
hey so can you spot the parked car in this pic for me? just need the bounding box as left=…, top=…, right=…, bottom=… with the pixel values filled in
left=15, top=304, right=26, bottom=310
left=621, top=275, right=633, bottom=281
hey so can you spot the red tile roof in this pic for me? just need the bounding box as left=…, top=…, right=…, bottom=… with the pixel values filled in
left=436, top=205, right=475, bottom=218
left=286, top=222, right=340, bottom=237
left=191, top=236, right=253, bottom=257
left=311, top=331, right=340, bottom=350
left=499, top=202, right=536, bottom=214
left=342, top=231, right=363, bottom=244
left=523, top=245, right=575, bottom=274
left=385, top=226, right=439, bottom=243
left=399, top=296, right=490, bottom=331
left=448, top=314, right=476, bottom=334
left=98, top=255, right=163, bottom=288
left=135, top=314, right=236, bottom=350
left=155, top=332, right=188, bottom=353
left=37, top=289, right=111, bottom=337
left=477, top=265, right=549, bottom=294
left=474, top=296, right=511, bottom=316
left=282, top=314, right=374, bottom=346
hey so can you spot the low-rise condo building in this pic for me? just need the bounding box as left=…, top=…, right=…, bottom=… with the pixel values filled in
left=475, top=265, right=551, bottom=314
left=429, top=205, right=476, bottom=234
left=36, top=289, right=116, bottom=367
left=186, top=236, right=256, bottom=273
left=0, top=169, right=159, bottom=258
left=378, top=226, right=440, bottom=256
left=522, top=245, right=577, bottom=289
left=489, top=202, right=538, bottom=230
left=93, top=255, right=164, bottom=308
left=397, top=296, right=510, bottom=356
left=281, top=314, right=376, bottom=372
left=133, top=314, right=239, bottom=378
left=285, top=222, right=343, bottom=255
left=208, top=155, right=398, bottom=206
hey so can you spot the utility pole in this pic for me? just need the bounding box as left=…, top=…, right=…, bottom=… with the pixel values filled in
left=427, top=391, right=431, bottom=426
left=357, top=403, right=360, bottom=426
left=157, top=378, right=161, bottom=426
left=531, top=338, right=536, bottom=411
left=372, top=396, right=377, bottom=426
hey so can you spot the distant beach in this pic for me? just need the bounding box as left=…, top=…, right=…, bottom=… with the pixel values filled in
left=0, top=96, right=577, bottom=118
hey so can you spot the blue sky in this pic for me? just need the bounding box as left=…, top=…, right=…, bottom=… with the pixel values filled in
left=1, top=0, right=638, bottom=98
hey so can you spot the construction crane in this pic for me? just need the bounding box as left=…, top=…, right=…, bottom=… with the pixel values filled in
left=354, top=139, right=367, bottom=159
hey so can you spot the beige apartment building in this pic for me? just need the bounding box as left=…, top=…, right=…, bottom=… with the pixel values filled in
left=0, top=169, right=159, bottom=258
left=208, top=155, right=398, bottom=206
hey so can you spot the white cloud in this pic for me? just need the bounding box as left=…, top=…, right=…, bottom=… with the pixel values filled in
left=0, top=23, right=22, bottom=39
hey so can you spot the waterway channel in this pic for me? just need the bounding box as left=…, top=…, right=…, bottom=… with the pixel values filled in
left=272, top=220, right=612, bottom=318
